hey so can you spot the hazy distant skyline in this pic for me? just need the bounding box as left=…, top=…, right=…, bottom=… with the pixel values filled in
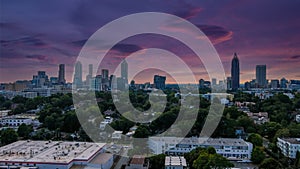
left=1, top=0, right=300, bottom=83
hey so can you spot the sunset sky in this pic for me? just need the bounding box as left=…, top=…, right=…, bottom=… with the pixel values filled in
left=1, top=0, right=300, bottom=84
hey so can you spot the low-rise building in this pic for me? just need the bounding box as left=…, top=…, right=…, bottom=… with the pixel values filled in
left=125, top=155, right=148, bottom=169
left=246, top=112, right=269, bottom=125
left=0, top=140, right=110, bottom=169
left=277, top=138, right=300, bottom=159
left=148, top=137, right=253, bottom=160
left=0, top=116, right=33, bottom=127
left=165, top=156, right=187, bottom=169
left=112, top=131, right=123, bottom=139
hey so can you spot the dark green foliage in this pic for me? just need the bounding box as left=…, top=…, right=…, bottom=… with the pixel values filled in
left=17, top=124, right=33, bottom=138
left=248, top=133, right=263, bottom=147
left=251, top=147, right=265, bottom=164
left=148, top=154, right=166, bottom=169
left=0, top=128, right=18, bottom=145
left=259, top=158, right=283, bottom=169
left=184, top=147, right=233, bottom=169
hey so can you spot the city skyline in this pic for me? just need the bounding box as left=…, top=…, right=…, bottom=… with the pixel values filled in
left=1, top=1, right=300, bottom=83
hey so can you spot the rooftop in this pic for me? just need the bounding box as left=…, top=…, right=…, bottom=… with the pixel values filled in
left=149, top=137, right=249, bottom=146
left=279, top=138, right=300, bottom=144
left=0, top=140, right=106, bottom=164
left=130, top=155, right=145, bottom=165
left=165, top=156, right=187, bottom=166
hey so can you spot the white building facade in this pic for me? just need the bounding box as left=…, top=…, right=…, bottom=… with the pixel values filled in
left=148, top=137, right=253, bottom=160
left=277, top=138, right=300, bottom=159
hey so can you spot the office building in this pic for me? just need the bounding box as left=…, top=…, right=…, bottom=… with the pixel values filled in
left=0, top=140, right=112, bottom=169
left=256, top=65, right=267, bottom=88
left=154, top=75, right=166, bottom=90
left=125, top=155, right=149, bottom=169
left=101, top=69, right=109, bottom=91
left=280, top=78, right=288, bottom=88
left=199, top=79, right=205, bottom=89
left=270, top=79, right=279, bottom=89
left=73, top=61, right=83, bottom=87
left=102, top=69, right=109, bottom=80
left=85, top=64, right=93, bottom=86
left=58, top=64, right=66, bottom=84
left=277, top=138, right=300, bottom=159
left=32, top=71, right=49, bottom=88
left=231, top=53, right=240, bottom=90
left=148, top=137, right=253, bottom=160
left=211, top=78, right=217, bottom=86
left=121, top=60, right=128, bottom=85
left=226, top=77, right=232, bottom=89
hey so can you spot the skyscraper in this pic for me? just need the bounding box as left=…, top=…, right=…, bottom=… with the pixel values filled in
left=231, top=53, right=240, bottom=90
left=102, top=69, right=109, bottom=79
left=280, top=78, right=288, bottom=88
left=74, top=61, right=82, bottom=87
left=32, top=71, right=49, bottom=87
left=154, top=75, right=166, bottom=89
left=85, top=64, right=93, bottom=86
left=121, top=60, right=128, bottom=84
left=256, top=65, right=267, bottom=88
left=88, top=64, right=93, bottom=77
left=101, top=69, right=109, bottom=91
left=58, top=64, right=65, bottom=84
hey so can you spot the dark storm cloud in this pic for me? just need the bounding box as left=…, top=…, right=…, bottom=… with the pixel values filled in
left=194, top=24, right=233, bottom=44
left=1, top=0, right=300, bottom=83
left=112, top=44, right=143, bottom=54
left=173, top=6, right=202, bottom=20
left=25, top=54, right=47, bottom=61
left=290, top=55, right=300, bottom=59
left=0, top=36, right=47, bottom=47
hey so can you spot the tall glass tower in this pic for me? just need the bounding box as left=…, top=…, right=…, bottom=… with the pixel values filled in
left=231, top=53, right=240, bottom=90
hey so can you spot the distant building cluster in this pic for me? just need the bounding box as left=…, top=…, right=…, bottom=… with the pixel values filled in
left=209, top=53, right=300, bottom=91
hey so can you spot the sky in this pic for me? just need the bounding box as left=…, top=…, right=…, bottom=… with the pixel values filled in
left=1, top=0, right=300, bottom=84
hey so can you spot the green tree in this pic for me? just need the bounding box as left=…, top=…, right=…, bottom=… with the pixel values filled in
left=133, top=125, right=151, bottom=138
left=148, top=154, right=166, bottom=169
left=1, top=128, right=18, bottom=145
left=259, top=158, right=282, bottom=169
left=17, top=124, right=33, bottom=138
left=248, top=133, right=263, bottom=147
left=193, top=151, right=234, bottom=169
left=62, top=111, right=81, bottom=133
left=274, top=128, right=290, bottom=139
left=251, top=147, right=265, bottom=164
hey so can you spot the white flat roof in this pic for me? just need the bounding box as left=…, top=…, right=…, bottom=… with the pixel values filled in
left=165, top=156, right=187, bottom=166
left=0, top=140, right=106, bottom=164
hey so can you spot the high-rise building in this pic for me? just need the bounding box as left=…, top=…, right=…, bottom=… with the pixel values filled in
left=90, top=75, right=102, bottom=91
left=73, top=61, right=83, bottom=87
left=270, top=79, right=279, bottom=89
left=154, top=75, right=166, bottom=89
left=256, top=65, right=267, bottom=88
left=226, top=77, right=232, bottom=89
left=280, top=78, right=288, bottom=88
left=231, top=53, right=240, bottom=90
left=212, top=78, right=217, bottom=86
left=58, top=64, right=66, bottom=84
left=32, top=71, right=49, bottom=88
left=121, top=60, right=128, bottom=84
left=102, top=69, right=109, bottom=79
left=199, top=79, right=205, bottom=89
left=88, top=64, right=93, bottom=77
left=101, top=69, right=109, bottom=90
left=85, top=64, right=93, bottom=86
